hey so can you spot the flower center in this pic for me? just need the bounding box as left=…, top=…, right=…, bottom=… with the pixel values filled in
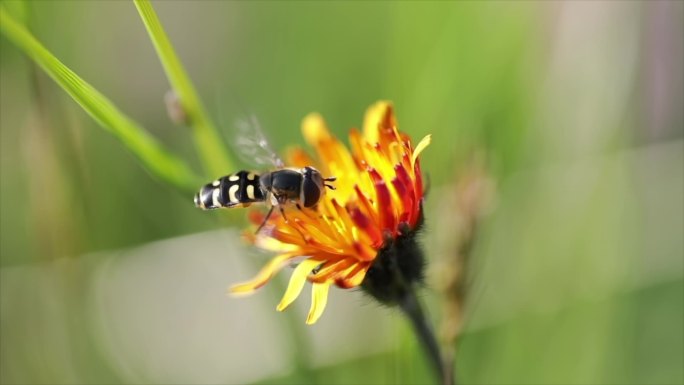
left=361, top=213, right=426, bottom=304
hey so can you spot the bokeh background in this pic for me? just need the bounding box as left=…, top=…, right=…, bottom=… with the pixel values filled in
left=1, top=1, right=682, bottom=384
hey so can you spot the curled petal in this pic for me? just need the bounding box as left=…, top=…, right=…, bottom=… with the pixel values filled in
left=229, top=253, right=299, bottom=295
left=412, top=135, right=432, bottom=167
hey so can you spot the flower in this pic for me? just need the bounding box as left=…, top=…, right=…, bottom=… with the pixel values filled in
left=230, top=101, right=431, bottom=324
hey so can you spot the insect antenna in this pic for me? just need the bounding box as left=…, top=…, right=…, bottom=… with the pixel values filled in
left=324, top=176, right=337, bottom=190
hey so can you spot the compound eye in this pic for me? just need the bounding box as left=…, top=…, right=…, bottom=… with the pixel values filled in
left=302, top=179, right=321, bottom=208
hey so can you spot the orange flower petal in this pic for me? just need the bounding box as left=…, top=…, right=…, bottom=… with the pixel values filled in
left=349, top=206, right=382, bottom=248
left=369, top=168, right=396, bottom=234
left=301, top=112, right=328, bottom=139
left=336, top=263, right=369, bottom=289
left=285, top=146, right=317, bottom=168
left=362, top=101, right=393, bottom=145
left=353, top=185, right=379, bottom=225
left=391, top=177, right=411, bottom=221
left=302, top=113, right=358, bottom=201
left=413, top=159, right=425, bottom=211
left=312, top=258, right=355, bottom=282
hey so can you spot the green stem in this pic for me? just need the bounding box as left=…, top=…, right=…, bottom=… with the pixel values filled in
left=133, top=0, right=233, bottom=178
left=399, top=287, right=453, bottom=385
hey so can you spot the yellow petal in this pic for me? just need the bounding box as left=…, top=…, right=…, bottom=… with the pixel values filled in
left=306, top=281, right=331, bottom=325
left=346, top=265, right=368, bottom=287
left=362, top=101, right=393, bottom=144
left=301, top=113, right=359, bottom=201
left=228, top=253, right=298, bottom=295
left=254, top=235, right=300, bottom=253
left=301, top=113, right=332, bottom=145
left=285, top=146, right=317, bottom=168
left=411, top=134, right=431, bottom=166
left=336, top=263, right=369, bottom=288
left=277, top=258, right=323, bottom=312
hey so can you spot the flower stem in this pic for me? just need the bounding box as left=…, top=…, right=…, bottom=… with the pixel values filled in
left=399, top=286, right=454, bottom=385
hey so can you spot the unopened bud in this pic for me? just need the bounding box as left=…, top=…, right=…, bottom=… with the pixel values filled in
left=164, top=90, right=189, bottom=125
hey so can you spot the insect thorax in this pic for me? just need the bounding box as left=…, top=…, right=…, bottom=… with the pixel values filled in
left=262, top=169, right=303, bottom=202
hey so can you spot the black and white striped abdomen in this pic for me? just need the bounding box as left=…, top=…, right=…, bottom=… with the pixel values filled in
left=194, top=171, right=265, bottom=210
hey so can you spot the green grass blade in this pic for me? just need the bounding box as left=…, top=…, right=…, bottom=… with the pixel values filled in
left=133, top=0, right=233, bottom=178
left=0, top=6, right=201, bottom=193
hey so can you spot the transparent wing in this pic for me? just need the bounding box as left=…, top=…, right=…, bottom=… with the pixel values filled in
left=213, top=88, right=284, bottom=169
left=233, top=114, right=285, bottom=168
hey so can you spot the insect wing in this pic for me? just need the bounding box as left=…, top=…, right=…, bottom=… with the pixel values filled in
left=234, top=114, right=285, bottom=169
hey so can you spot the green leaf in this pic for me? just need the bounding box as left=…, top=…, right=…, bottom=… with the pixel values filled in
left=0, top=6, right=201, bottom=193
left=133, top=0, right=233, bottom=178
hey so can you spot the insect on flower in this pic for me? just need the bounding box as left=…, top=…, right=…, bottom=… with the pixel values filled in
left=194, top=115, right=337, bottom=231
left=198, top=101, right=431, bottom=325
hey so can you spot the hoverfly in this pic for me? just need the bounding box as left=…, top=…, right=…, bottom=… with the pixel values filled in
left=194, top=115, right=336, bottom=232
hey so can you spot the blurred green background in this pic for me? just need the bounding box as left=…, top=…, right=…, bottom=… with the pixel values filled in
left=1, top=1, right=682, bottom=384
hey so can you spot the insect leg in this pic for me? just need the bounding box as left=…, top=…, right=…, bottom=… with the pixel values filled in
left=256, top=205, right=275, bottom=234
left=278, top=205, right=288, bottom=222
left=294, top=202, right=322, bottom=222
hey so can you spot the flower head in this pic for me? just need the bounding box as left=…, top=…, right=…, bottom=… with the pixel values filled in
left=230, top=101, right=431, bottom=324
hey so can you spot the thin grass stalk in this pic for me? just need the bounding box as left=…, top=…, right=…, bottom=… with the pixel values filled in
left=133, top=0, right=233, bottom=178
left=0, top=6, right=200, bottom=193
left=133, top=3, right=320, bottom=380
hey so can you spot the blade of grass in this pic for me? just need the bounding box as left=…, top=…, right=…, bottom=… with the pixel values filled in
left=133, top=0, right=233, bottom=178
left=130, top=7, right=318, bottom=380
left=0, top=6, right=201, bottom=193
